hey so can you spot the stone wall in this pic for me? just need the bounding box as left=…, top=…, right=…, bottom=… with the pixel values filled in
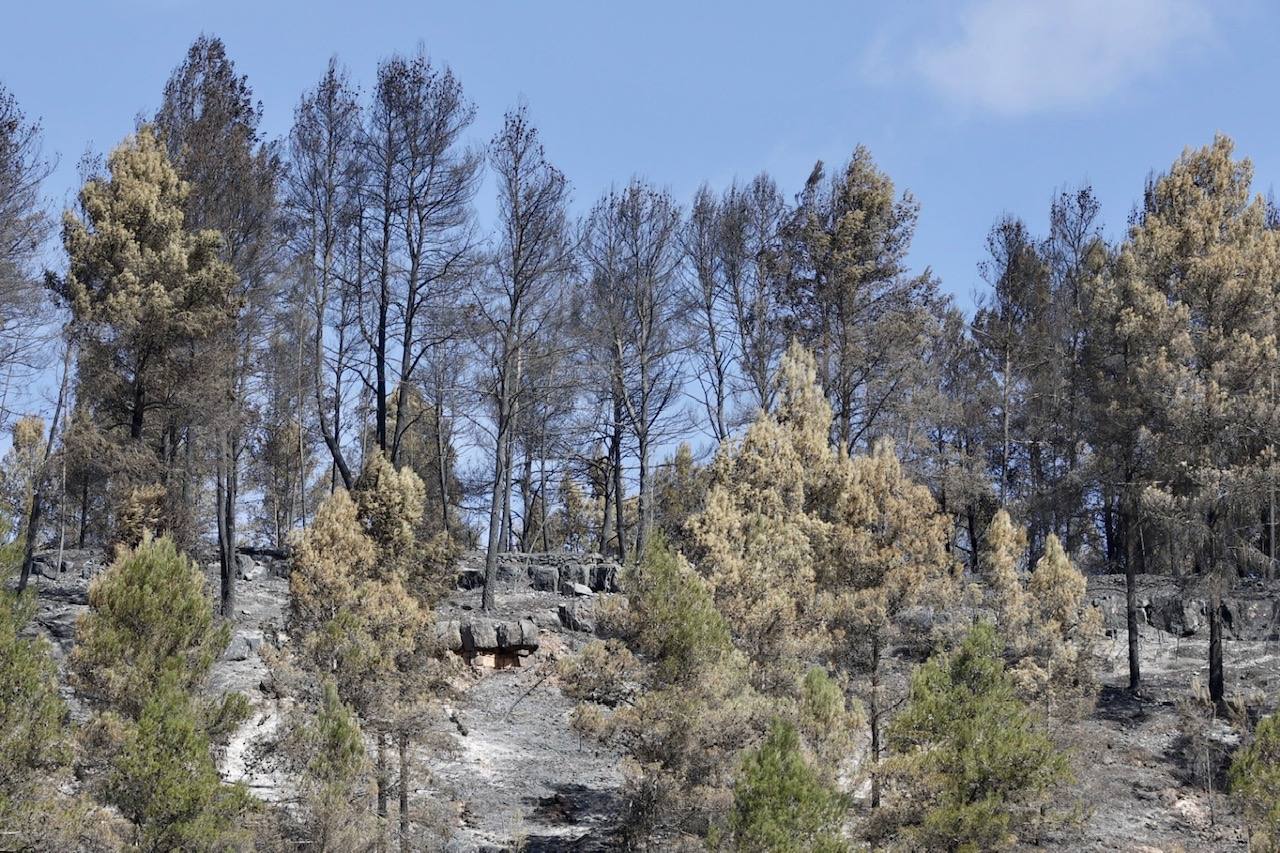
left=455, top=550, right=621, bottom=595
left=1088, top=574, right=1280, bottom=641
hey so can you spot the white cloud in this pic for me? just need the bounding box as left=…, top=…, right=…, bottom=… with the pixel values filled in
left=911, top=0, right=1214, bottom=115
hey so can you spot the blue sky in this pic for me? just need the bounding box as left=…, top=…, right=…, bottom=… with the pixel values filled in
left=1, top=0, right=1274, bottom=311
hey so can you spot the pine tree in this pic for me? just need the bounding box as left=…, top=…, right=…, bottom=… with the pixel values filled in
left=277, top=679, right=378, bottom=851
left=68, top=536, right=252, bottom=848
left=1019, top=534, right=1103, bottom=715
left=822, top=438, right=958, bottom=807
left=564, top=534, right=762, bottom=844
left=1080, top=226, right=1167, bottom=691
left=70, top=535, right=232, bottom=718
left=58, top=126, right=238, bottom=544
left=286, top=451, right=451, bottom=852
left=694, top=342, right=956, bottom=808
left=883, top=623, right=1072, bottom=852
left=156, top=34, right=280, bottom=618
left=652, top=442, right=706, bottom=555
left=981, top=509, right=1031, bottom=636
left=0, top=590, right=101, bottom=848
left=0, top=415, right=42, bottom=536
left=980, top=511, right=1101, bottom=715
left=382, top=385, right=462, bottom=539
left=106, top=672, right=254, bottom=851
left=0, top=83, right=54, bottom=410
left=724, top=719, right=849, bottom=853
left=691, top=342, right=837, bottom=694
left=796, top=666, right=862, bottom=786
left=783, top=145, right=938, bottom=455
left=971, top=217, right=1048, bottom=513
left=1230, top=713, right=1280, bottom=852
left=1121, top=135, right=1280, bottom=703
left=907, top=304, right=996, bottom=575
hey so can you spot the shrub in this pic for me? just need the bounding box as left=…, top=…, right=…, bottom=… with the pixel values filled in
left=71, top=534, right=230, bottom=718
left=0, top=590, right=81, bottom=845
left=883, top=623, right=1072, bottom=852
left=617, top=531, right=733, bottom=681
left=106, top=672, right=254, bottom=850
left=565, top=535, right=763, bottom=844
left=724, top=719, right=849, bottom=852
left=1230, top=713, right=1280, bottom=851
left=279, top=679, right=377, bottom=851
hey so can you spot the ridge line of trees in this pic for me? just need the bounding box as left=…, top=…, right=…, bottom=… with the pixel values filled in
left=2, top=40, right=1280, bottom=709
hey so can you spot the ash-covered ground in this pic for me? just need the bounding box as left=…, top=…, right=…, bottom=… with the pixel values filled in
left=20, top=549, right=1280, bottom=852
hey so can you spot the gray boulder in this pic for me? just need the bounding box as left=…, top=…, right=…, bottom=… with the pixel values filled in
left=36, top=603, right=82, bottom=648
left=558, top=601, right=595, bottom=633
left=518, top=619, right=539, bottom=647
left=462, top=619, right=499, bottom=652
left=530, top=564, right=559, bottom=592
left=457, top=617, right=538, bottom=654
left=436, top=619, right=463, bottom=652
left=236, top=553, right=266, bottom=581
left=223, top=632, right=263, bottom=662
left=1155, top=596, right=1205, bottom=637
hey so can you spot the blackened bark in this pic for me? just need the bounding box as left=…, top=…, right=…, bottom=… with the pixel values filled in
left=1209, top=587, right=1224, bottom=703
left=398, top=733, right=410, bottom=853
left=1125, top=495, right=1141, bottom=691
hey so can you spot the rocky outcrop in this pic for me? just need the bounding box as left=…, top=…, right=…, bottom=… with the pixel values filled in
left=437, top=615, right=541, bottom=668
left=16, top=549, right=107, bottom=654
left=1088, top=574, right=1280, bottom=641
left=455, top=551, right=621, bottom=596
left=27, top=548, right=107, bottom=598
left=235, top=547, right=290, bottom=579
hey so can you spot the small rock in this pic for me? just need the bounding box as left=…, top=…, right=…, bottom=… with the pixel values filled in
left=531, top=609, right=562, bottom=630
left=1171, top=796, right=1211, bottom=830
left=224, top=635, right=253, bottom=662
left=558, top=561, right=591, bottom=592
left=456, top=568, right=484, bottom=590
left=590, top=562, right=619, bottom=592
left=518, top=619, right=539, bottom=648
left=36, top=604, right=81, bottom=642
left=494, top=621, right=518, bottom=649
left=571, top=582, right=595, bottom=597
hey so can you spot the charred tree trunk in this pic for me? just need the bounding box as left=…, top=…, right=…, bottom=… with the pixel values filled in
left=18, top=339, right=72, bottom=592
left=598, top=453, right=615, bottom=556
left=1125, top=490, right=1141, bottom=692
left=869, top=636, right=882, bottom=809
left=398, top=733, right=410, bottom=853
left=611, top=395, right=627, bottom=565
left=435, top=407, right=450, bottom=534
left=78, top=480, right=88, bottom=549
left=376, top=732, right=389, bottom=853
left=483, top=356, right=513, bottom=611
left=1209, top=585, right=1224, bottom=703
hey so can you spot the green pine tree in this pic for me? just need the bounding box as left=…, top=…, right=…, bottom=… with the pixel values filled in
left=1230, top=714, right=1280, bottom=852
left=0, top=590, right=72, bottom=842
left=884, top=623, right=1072, bottom=852
left=70, top=535, right=231, bottom=718
left=275, top=679, right=377, bottom=851
left=59, top=125, right=239, bottom=546
left=725, top=719, right=849, bottom=852
left=106, top=672, right=254, bottom=850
